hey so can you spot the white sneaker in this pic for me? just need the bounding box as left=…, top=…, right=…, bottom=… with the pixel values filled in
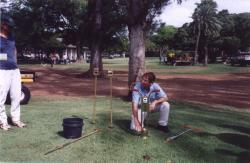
left=0, top=123, right=11, bottom=131
left=12, top=121, right=26, bottom=128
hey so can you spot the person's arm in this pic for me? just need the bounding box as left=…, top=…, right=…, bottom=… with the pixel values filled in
left=149, top=83, right=168, bottom=112
left=14, top=47, right=17, bottom=62
left=153, top=96, right=168, bottom=105
left=131, top=83, right=143, bottom=132
left=149, top=97, right=168, bottom=112
left=132, top=102, right=142, bottom=132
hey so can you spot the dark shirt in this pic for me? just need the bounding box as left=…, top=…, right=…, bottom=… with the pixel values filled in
left=0, top=36, right=18, bottom=70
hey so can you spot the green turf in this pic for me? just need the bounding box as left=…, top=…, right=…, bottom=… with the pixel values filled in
left=19, top=57, right=250, bottom=75
left=1, top=97, right=249, bottom=163
left=14, top=58, right=250, bottom=162
left=144, top=58, right=250, bottom=74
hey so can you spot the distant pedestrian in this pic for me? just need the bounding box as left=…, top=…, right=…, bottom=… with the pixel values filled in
left=63, top=53, right=68, bottom=64
left=49, top=52, right=56, bottom=67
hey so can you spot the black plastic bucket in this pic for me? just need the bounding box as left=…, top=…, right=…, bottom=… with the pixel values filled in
left=62, top=118, right=84, bottom=139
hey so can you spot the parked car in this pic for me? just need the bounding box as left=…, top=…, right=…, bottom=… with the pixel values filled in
left=230, top=52, right=250, bottom=66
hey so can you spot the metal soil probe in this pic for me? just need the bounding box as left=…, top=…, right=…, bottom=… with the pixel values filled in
left=44, top=129, right=101, bottom=155
left=132, top=89, right=160, bottom=136
left=107, top=70, right=114, bottom=128
left=92, top=68, right=99, bottom=124
left=166, top=125, right=203, bottom=143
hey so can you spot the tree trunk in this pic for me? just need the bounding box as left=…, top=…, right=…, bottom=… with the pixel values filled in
left=204, top=44, right=208, bottom=66
left=127, top=0, right=146, bottom=88
left=90, top=42, right=103, bottom=75
left=76, top=40, right=81, bottom=61
left=128, top=24, right=146, bottom=88
left=87, top=0, right=103, bottom=77
left=159, top=47, right=164, bottom=64
left=194, top=22, right=201, bottom=65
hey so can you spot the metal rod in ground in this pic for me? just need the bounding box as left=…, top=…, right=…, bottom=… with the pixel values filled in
left=166, top=128, right=192, bottom=142
left=44, top=129, right=101, bottom=155
left=166, top=125, right=203, bottom=143
left=108, top=75, right=114, bottom=128
left=92, top=75, right=97, bottom=124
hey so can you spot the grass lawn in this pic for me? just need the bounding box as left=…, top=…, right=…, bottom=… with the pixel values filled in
left=1, top=97, right=249, bottom=163
left=5, top=58, right=249, bottom=162
left=20, top=57, right=250, bottom=75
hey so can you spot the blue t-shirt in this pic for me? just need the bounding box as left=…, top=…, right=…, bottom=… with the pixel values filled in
left=132, top=82, right=167, bottom=105
left=0, top=36, right=18, bottom=70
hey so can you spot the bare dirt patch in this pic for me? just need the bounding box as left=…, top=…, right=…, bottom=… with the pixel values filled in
left=24, top=67, right=250, bottom=109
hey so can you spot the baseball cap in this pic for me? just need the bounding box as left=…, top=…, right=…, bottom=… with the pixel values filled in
left=1, top=13, right=15, bottom=27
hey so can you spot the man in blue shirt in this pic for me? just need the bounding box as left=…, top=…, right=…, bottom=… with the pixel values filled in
left=0, top=13, right=26, bottom=131
left=130, top=72, right=170, bottom=133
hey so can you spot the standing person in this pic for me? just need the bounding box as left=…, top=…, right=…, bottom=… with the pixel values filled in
left=49, top=52, right=55, bottom=67
left=130, top=72, right=170, bottom=133
left=0, top=13, right=26, bottom=131
left=62, top=53, right=68, bottom=64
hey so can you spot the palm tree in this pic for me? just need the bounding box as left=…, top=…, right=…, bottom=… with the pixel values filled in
left=191, top=0, right=221, bottom=66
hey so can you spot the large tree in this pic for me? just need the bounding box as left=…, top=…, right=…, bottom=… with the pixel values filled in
left=61, top=0, right=88, bottom=60
left=8, top=0, right=83, bottom=56
left=217, top=11, right=250, bottom=54
left=216, top=10, right=239, bottom=57
left=86, top=0, right=126, bottom=77
left=233, top=13, right=250, bottom=51
left=86, top=0, right=103, bottom=76
left=173, top=23, right=195, bottom=51
left=150, top=24, right=177, bottom=59
left=191, top=0, right=221, bottom=65
left=117, top=0, right=182, bottom=88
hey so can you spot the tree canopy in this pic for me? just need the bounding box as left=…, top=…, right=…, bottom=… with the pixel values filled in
left=1, top=0, right=250, bottom=74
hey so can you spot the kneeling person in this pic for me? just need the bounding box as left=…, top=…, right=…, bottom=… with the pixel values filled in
left=130, top=72, right=170, bottom=133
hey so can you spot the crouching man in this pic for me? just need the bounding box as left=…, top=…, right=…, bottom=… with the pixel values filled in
left=130, top=72, right=170, bottom=133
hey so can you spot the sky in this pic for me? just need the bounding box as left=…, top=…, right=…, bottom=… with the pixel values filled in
left=159, top=0, right=250, bottom=27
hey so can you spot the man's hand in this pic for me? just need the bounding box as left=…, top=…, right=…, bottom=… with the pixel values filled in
left=132, top=102, right=143, bottom=132
left=135, top=119, right=143, bottom=132
left=149, top=101, right=156, bottom=112
left=149, top=97, right=168, bottom=112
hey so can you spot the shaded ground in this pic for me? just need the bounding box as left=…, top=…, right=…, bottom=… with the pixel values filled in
left=24, top=67, right=250, bottom=109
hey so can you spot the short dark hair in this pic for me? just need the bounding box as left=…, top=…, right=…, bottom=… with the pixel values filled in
left=142, top=72, right=156, bottom=83
left=1, top=13, right=15, bottom=28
